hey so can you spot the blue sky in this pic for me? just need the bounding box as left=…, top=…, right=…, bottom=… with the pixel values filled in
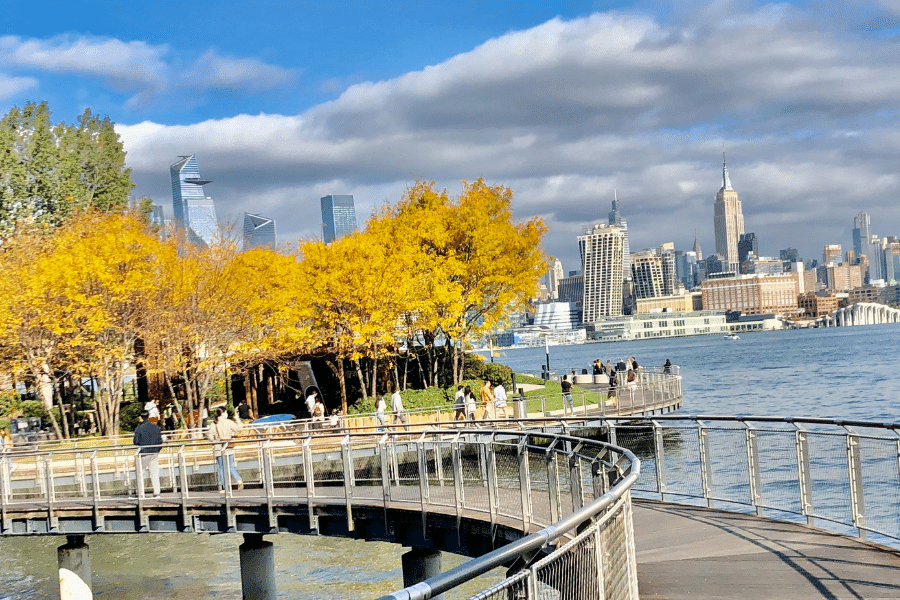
left=3, top=0, right=900, bottom=273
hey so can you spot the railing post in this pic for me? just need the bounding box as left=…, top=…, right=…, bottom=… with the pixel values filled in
left=486, top=434, right=499, bottom=529
left=653, top=420, right=667, bottom=501
left=545, top=440, right=561, bottom=525
left=342, top=435, right=355, bottom=532
left=46, top=455, right=59, bottom=532
left=594, top=519, right=605, bottom=599
left=698, top=423, right=713, bottom=508
left=794, top=426, right=814, bottom=527
left=745, top=425, right=763, bottom=516
left=417, top=433, right=430, bottom=534
left=845, top=431, right=866, bottom=540
left=262, top=439, right=276, bottom=530
left=517, top=436, right=532, bottom=532
left=451, top=436, right=465, bottom=526
left=90, top=451, right=103, bottom=532
left=303, top=437, right=317, bottom=531
left=568, top=442, right=585, bottom=513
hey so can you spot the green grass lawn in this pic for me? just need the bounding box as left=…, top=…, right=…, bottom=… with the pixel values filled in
left=520, top=381, right=609, bottom=413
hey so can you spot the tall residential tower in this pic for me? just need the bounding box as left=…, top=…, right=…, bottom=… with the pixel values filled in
left=578, top=224, right=625, bottom=321
left=170, top=155, right=219, bottom=247
left=713, top=154, right=745, bottom=272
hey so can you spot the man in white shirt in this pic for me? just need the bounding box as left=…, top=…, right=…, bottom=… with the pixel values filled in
left=391, top=387, right=409, bottom=431
left=305, top=390, right=317, bottom=418
left=493, top=382, right=509, bottom=418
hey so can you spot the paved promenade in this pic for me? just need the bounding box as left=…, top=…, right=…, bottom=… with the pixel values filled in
left=633, top=500, right=900, bottom=599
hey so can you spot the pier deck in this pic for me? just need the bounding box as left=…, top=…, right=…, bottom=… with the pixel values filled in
left=634, top=500, right=900, bottom=599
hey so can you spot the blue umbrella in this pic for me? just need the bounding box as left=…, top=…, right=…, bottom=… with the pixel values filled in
left=250, top=414, right=296, bottom=430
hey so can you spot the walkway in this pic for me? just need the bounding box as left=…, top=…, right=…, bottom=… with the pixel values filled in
left=633, top=500, right=900, bottom=599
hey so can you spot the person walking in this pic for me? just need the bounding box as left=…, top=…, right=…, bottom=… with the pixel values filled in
left=305, top=389, right=318, bottom=419
left=0, top=427, right=15, bottom=475
left=663, top=359, right=672, bottom=374
left=560, top=375, right=574, bottom=415
left=375, top=394, right=387, bottom=432
left=163, top=403, right=177, bottom=432
left=391, top=386, right=409, bottom=431
left=464, top=385, right=477, bottom=422
left=493, top=381, right=509, bottom=419
left=208, top=408, right=244, bottom=493
left=133, top=410, right=163, bottom=498
left=144, top=398, right=160, bottom=425
left=236, top=399, right=251, bottom=422
left=479, top=380, right=495, bottom=421
left=453, top=385, right=467, bottom=422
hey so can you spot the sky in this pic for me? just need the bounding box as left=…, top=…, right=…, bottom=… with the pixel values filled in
left=3, top=0, right=900, bottom=273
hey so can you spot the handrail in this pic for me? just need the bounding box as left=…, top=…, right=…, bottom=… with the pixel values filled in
left=375, top=444, right=640, bottom=600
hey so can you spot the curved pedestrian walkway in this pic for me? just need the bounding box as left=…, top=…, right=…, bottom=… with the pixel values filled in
left=633, top=500, right=900, bottom=599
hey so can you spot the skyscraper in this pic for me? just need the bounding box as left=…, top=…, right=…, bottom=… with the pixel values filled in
left=823, top=244, right=842, bottom=265
left=852, top=212, right=870, bottom=257
left=170, top=155, right=219, bottom=247
left=578, top=224, right=624, bottom=321
left=631, top=247, right=677, bottom=299
left=546, top=258, right=564, bottom=300
left=321, top=195, right=358, bottom=243
left=713, top=154, right=745, bottom=272
left=608, top=191, right=631, bottom=271
left=738, top=232, right=758, bottom=264
left=243, top=213, right=276, bottom=250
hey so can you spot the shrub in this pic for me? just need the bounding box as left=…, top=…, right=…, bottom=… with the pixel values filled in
left=0, top=390, right=22, bottom=416
left=21, top=401, right=49, bottom=420
left=119, top=401, right=143, bottom=433
left=482, top=363, right=512, bottom=386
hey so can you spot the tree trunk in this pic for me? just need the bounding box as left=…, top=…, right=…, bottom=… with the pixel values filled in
left=370, top=352, right=378, bottom=398
left=35, top=364, right=64, bottom=440
left=353, top=359, right=368, bottom=402
left=54, top=381, right=70, bottom=439
left=337, top=359, right=347, bottom=415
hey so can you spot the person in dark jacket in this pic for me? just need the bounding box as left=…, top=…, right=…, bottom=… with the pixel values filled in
left=133, top=410, right=163, bottom=497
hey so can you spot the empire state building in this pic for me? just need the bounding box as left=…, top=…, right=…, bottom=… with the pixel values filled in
left=714, top=155, right=745, bottom=272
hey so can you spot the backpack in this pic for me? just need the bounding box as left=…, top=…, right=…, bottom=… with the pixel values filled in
left=206, top=422, right=219, bottom=442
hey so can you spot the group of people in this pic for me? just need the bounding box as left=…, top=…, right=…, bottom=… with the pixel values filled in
left=142, top=398, right=179, bottom=432
left=452, top=379, right=509, bottom=423
left=375, top=385, right=409, bottom=431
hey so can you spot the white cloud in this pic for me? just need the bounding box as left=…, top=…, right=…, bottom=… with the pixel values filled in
left=118, top=5, right=900, bottom=270
left=0, top=73, right=37, bottom=100
left=180, top=50, right=297, bottom=92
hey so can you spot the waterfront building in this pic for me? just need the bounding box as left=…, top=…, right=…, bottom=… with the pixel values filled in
left=578, top=224, right=624, bottom=321
left=532, top=301, right=581, bottom=330
left=608, top=193, right=631, bottom=271
left=798, top=292, right=840, bottom=318
left=824, top=262, right=865, bottom=292
left=631, top=247, right=677, bottom=299
left=701, top=273, right=801, bottom=316
left=590, top=310, right=729, bottom=341
left=546, top=258, right=564, bottom=300
left=557, top=273, right=584, bottom=305
left=243, top=213, right=276, bottom=250
left=713, top=155, right=745, bottom=272
left=321, top=194, right=358, bottom=243
left=634, top=291, right=702, bottom=314
left=880, top=238, right=900, bottom=284
left=823, top=244, right=842, bottom=266
left=170, top=155, right=219, bottom=247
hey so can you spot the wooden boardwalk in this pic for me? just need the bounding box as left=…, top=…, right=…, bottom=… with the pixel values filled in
left=633, top=500, right=900, bottom=600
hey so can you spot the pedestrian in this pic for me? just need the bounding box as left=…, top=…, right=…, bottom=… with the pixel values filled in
left=144, top=398, right=160, bottom=425
left=479, top=380, right=495, bottom=421
left=560, top=375, right=574, bottom=415
left=0, top=427, right=15, bottom=474
left=375, top=394, right=387, bottom=432
left=630, top=356, right=640, bottom=371
left=133, top=410, right=163, bottom=498
left=305, top=389, right=318, bottom=419
left=453, top=385, right=467, bottom=422
left=464, top=385, right=477, bottom=421
left=208, top=408, right=244, bottom=493
left=493, top=381, right=509, bottom=419
left=236, top=399, right=251, bottom=421
left=163, top=403, right=177, bottom=432
left=391, top=385, right=409, bottom=431
left=312, top=396, right=326, bottom=430
left=663, top=359, right=672, bottom=375
left=605, top=360, right=613, bottom=376
left=593, top=360, right=602, bottom=375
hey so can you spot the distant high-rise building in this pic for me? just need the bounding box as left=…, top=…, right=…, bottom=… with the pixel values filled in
left=243, top=213, right=276, bottom=250
left=578, top=224, right=624, bottom=321
left=321, top=194, right=358, bottom=243
left=780, top=248, right=800, bottom=264
left=692, top=234, right=703, bottom=262
left=852, top=212, right=870, bottom=257
left=713, top=154, right=745, bottom=272
left=823, top=244, right=842, bottom=265
left=631, top=247, right=677, bottom=299
left=738, top=232, right=758, bottom=264
left=170, top=155, right=219, bottom=247
left=608, top=192, right=631, bottom=272
left=546, top=258, right=564, bottom=300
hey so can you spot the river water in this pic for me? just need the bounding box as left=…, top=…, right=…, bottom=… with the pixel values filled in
left=2, top=323, right=898, bottom=598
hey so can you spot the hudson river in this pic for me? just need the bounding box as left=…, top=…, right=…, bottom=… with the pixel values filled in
left=2, top=323, right=898, bottom=598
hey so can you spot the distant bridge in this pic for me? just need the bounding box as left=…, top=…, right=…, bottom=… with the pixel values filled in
left=815, top=301, right=900, bottom=327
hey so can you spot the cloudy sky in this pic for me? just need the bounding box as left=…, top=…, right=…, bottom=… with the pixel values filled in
left=2, top=0, right=900, bottom=272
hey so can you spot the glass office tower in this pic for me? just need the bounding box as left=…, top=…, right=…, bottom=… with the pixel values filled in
left=320, top=194, right=358, bottom=243
left=170, top=155, right=219, bottom=247
left=243, top=213, right=276, bottom=249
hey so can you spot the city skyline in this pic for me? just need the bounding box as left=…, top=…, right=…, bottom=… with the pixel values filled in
left=3, top=2, right=900, bottom=268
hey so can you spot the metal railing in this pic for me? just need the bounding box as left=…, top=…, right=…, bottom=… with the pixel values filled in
left=603, top=415, right=900, bottom=546
left=0, top=427, right=640, bottom=600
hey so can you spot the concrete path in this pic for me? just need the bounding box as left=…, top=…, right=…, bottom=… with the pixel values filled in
left=633, top=500, right=900, bottom=600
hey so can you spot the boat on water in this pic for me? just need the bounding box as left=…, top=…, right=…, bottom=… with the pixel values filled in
left=724, top=332, right=740, bottom=340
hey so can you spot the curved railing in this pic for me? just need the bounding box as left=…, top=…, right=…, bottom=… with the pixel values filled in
left=601, top=415, right=900, bottom=547
left=0, top=425, right=640, bottom=599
